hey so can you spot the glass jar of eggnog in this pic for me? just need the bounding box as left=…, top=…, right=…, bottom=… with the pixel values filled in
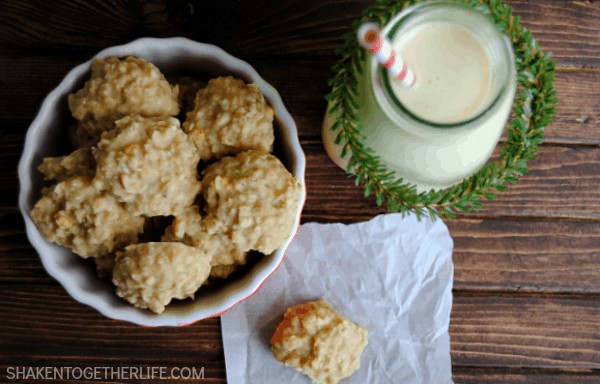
left=323, top=1, right=517, bottom=192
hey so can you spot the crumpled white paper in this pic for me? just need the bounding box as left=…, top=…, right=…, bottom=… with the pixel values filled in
left=221, top=213, right=454, bottom=384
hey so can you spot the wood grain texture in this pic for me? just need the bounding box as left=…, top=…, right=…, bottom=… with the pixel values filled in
left=474, top=145, right=600, bottom=219
left=1, top=0, right=599, bottom=383
left=509, top=0, right=600, bottom=68
left=450, top=219, right=600, bottom=293
left=1, top=57, right=598, bottom=146
left=451, top=293, right=600, bottom=369
left=2, top=286, right=600, bottom=373
left=0, top=212, right=55, bottom=284
left=0, top=285, right=228, bottom=381
left=1, top=1, right=599, bottom=67
left=0, top=285, right=226, bottom=360
left=550, top=69, right=600, bottom=145
left=302, top=141, right=600, bottom=221
left=0, top=127, right=24, bottom=208
left=3, top=215, right=599, bottom=291
left=453, top=369, right=600, bottom=384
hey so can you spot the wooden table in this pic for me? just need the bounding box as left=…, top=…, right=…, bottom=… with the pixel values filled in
left=1, top=1, right=599, bottom=383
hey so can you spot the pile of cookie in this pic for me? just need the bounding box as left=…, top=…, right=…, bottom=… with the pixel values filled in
left=30, top=56, right=301, bottom=314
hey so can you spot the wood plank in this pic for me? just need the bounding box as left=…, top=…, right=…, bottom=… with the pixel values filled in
left=450, top=218, right=600, bottom=293
left=0, top=285, right=225, bottom=359
left=1, top=365, right=599, bottom=383
left=0, top=0, right=361, bottom=56
left=0, top=127, right=24, bottom=209
left=301, top=141, right=600, bottom=221
left=0, top=55, right=90, bottom=124
left=0, top=212, right=55, bottom=284
left=0, top=0, right=143, bottom=54
left=510, top=0, right=600, bottom=68
left=2, top=0, right=599, bottom=382
left=1, top=285, right=599, bottom=372
left=255, top=63, right=600, bottom=146
left=476, top=145, right=600, bottom=219
left=0, top=1, right=599, bottom=68
left=451, top=293, right=600, bottom=369
left=275, top=66, right=600, bottom=145
left=4, top=215, right=600, bottom=293
left=453, top=369, right=600, bottom=384
left=549, top=69, right=600, bottom=145
left=0, top=56, right=598, bottom=145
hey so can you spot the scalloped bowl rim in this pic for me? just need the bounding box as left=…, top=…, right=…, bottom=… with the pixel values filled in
left=17, top=37, right=306, bottom=326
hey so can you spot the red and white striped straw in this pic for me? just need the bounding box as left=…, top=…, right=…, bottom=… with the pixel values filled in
left=357, top=22, right=417, bottom=89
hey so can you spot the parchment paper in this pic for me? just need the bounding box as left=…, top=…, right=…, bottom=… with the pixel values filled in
left=221, top=213, right=454, bottom=384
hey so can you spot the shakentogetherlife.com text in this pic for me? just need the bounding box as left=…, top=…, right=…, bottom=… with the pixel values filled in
left=6, top=366, right=205, bottom=381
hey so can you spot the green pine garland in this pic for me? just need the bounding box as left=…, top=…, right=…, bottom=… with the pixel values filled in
left=325, top=0, right=557, bottom=219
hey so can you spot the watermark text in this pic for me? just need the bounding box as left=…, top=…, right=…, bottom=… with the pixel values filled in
left=6, top=366, right=205, bottom=380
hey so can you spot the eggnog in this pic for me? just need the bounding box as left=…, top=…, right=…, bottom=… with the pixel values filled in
left=323, top=2, right=516, bottom=192
left=390, top=23, right=493, bottom=124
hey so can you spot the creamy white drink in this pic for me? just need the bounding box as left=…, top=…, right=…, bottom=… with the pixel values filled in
left=323, top=2, right=516, bottom=192
left=390, top=23, right=492, bottom=125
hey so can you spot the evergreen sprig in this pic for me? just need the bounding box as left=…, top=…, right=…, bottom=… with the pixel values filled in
left=325, top=0, right=557, bottom=219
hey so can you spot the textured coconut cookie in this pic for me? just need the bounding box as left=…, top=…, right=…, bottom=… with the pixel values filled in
left=161, top=207, right=204, bottom=246
left=68, top=56, right=179, bottom=142
left=93, top=115, right=201, bottom=216
left=162, top=207, right=248, bottom=279
left=112, top=242, right=212, bottom=313
left=271, top=300, right=368, bottom=384
left=208, top=263, right=243, bottom=279
left=30, top=176, right=144, bottom=258
left=202, top=150, right=301, bottom=255
left=38, top=148, right=95, bottom=182
left=183, top=76, right=275, bottom=161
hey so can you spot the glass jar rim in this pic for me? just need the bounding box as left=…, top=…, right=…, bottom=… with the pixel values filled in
left=373, top=1, right=515, bottom=130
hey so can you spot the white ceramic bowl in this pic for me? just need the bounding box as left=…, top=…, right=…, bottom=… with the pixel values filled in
left=18, top=37, right=306, bottom=326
